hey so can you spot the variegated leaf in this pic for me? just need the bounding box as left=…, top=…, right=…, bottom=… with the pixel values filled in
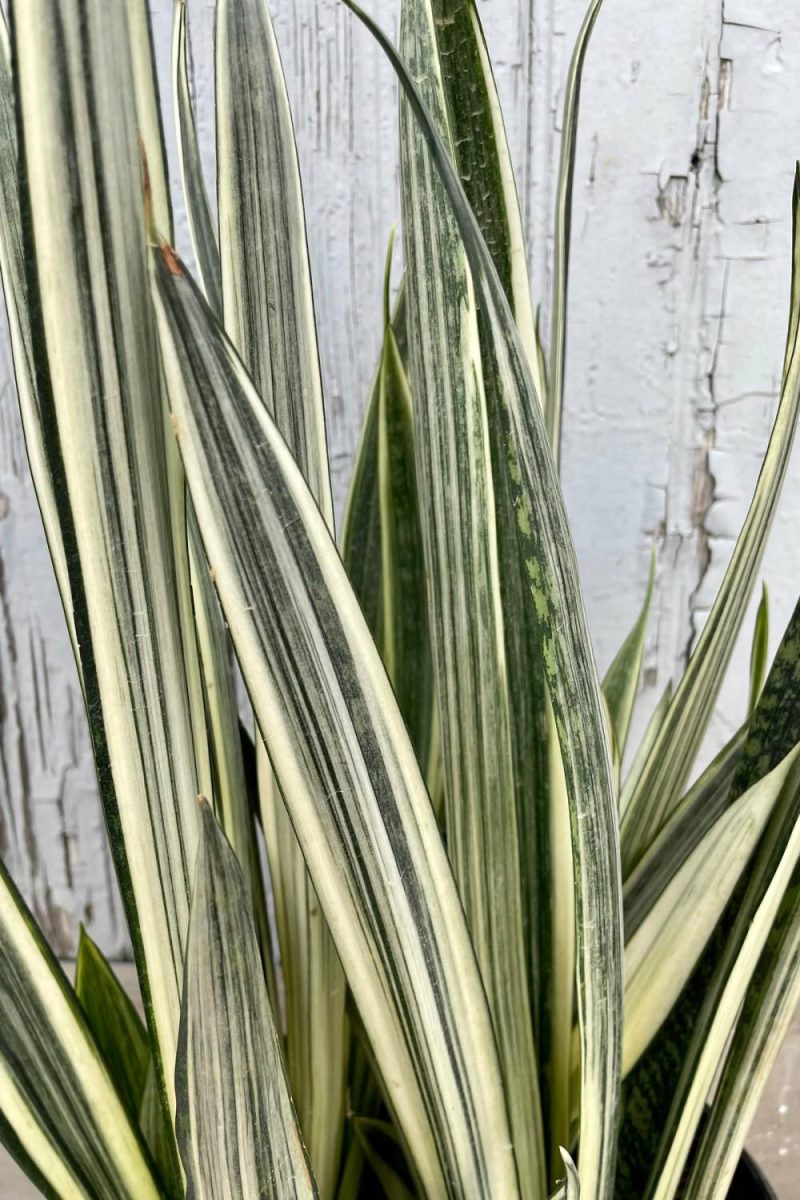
left=547, top=0, right=605, bottom=461
left=172, top=0, right=222, bottom=313
left=14, top=0, right=205, bottom=1125
left=215, top=0, right=345, bottom=1186
left=622, top=746, right=798, bottom=1076
left=152, top=249, right=522, bottom=1200
left=0, top=861, right=161, bottom=1200
left=349, top=9, right=623, bottom=1196
left=176, top=801, right=316, bottom=1198
left=400, top=4, right=547, bottom=1191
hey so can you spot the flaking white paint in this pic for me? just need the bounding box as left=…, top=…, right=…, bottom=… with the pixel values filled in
left=2, top=0, right=800, bottom=951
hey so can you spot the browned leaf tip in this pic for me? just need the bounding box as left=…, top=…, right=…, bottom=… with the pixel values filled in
left=137, top=132, right=156, bottom=243
left=160, top=242, right=184, bottom=277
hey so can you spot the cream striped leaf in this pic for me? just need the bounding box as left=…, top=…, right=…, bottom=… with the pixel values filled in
left=151, top=248, right=521, bottom=1200
left=429, top=0, right=541, bottom=391
left=602, top=549, right=655, bottom=778
left=548, top=0, right=605, bottom=462
left=620, top=172, right=800, bottom=873
left=14, top=0, right=204, bottom=1122
left=561, top=1151, right=581, bottom=1199
left=340, top=270, right=439, bottom=811
left=399, top=6, right=546, bottom=1193
left=418, top=11, right=567, bottom=1162
left=0, top=11, right=73, bottom=646
left=172, top=0, right=222, bottom=313
left=647, top=754, right=800, bottom=1200
left=682, top=866, right=800, bottom=1200
left=216, top=0, right=331, bottom=509
left=186, top=509, right=277, bottom=1008
left=621, top=746, right=798, bottom=1076
left=0, top=861, right=161, bottom=1200
left=176, top=802, right=316, bottom=1199
left=622, top=725, right=745, bottom=934
left=748, top=584, right=769, bottom=714
left=375, top=240, right=437, bottom=784
left=215, top=0, right=344, bottom=1187
left=127, top=0, right=172, bottom=238
left=616, top=595, right=800, bottom=1199
left=355, top=8, right=622, bottom=1197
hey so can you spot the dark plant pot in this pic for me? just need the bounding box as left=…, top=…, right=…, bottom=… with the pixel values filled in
left=726, top=1150, right=778, bottom=1200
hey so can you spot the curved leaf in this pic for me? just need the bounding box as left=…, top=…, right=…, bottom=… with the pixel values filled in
left=0, top=861, right=160, bottom=1200
left=176, top=802, right=316, bottom=1199
left=152, top=249, right=522, bottom=1200
left=215, top=0, right=345, bottom=1187
left=14, top=0, right=205, bottom=1126
left=346, top=9, right=623, bottom=1196
left=172, top=0, right=222, bottom=313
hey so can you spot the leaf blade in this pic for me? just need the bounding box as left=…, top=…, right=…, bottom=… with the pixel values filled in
left=152, top=250, right=522, bottom=1200
left=0, top=861, right=161, bottom=1200
left=14, top=0, right=205, bottom=1124
left=215, top=0, right=345, bottom=1185
left=347, top=10, right=623, bottom=1196
left=176, top=802, right=316, bottom=1199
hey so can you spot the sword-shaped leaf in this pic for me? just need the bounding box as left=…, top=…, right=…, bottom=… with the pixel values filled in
left=547, top=0, right=605, bottom=462
left=0, top=10, right=73, bottom=644
left=375, top=236, right=436, bottom=770
left=603, top=549, right=656, bottom=777
left=616, top=595, right=800, bottom=1200
left=622, top=745, right=798, bottom=1076
left=74, top=930, right=150, bottom=1128
left=683, top=866, right=800, bottom=1200
left=14, top=0, right=204, bottom=1124
left=215, top=0, right=344, bottom=1186
left=646, top=755, right=800, bottom=1200
left=623, top=725, right=745, bottom=935
left=748, top=584, right=769, bottom=714
left=172, top=0, right=222, bottom=313
left=0, top=861, right=161, bottom=1200
left=399, top=4, right=547, bottom=1190
left=151, top=249, right=522, bottom=1200
left=348, top=8, right=623, bottom=1197
left=176, top=802, right=316, bottom=1199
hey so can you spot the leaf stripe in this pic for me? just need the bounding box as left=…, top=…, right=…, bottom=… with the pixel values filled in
left=153, top=253, right=521, bottom=1199
left=176, top=805, right=316, bottom=1199
left=0, top=861, right=160, bottom=1200
left=344, top=11, right=623, bottom=1197
left=14, top=0, right=204, bottom=1127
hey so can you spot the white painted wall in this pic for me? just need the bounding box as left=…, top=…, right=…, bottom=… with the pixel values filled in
left=2, top=0, right=800, bottom=954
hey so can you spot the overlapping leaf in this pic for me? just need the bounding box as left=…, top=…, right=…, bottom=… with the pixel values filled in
left=348, top=8, right=622, bottom=1197
left=0, top=861, right=160, bottom=1200
left=215, top=0, right=345, bottom=1186
left=151, top=248, right=522, bottom=1199
left=176, top=802, right=316, bottom=1199
left=13, top=0, right=207, bottom=1130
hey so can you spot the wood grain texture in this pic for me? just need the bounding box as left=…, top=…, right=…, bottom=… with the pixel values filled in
left=2, top=0, right=800, bottom=952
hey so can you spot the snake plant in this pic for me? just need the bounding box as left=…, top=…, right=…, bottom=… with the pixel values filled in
left=1, top=0, right=799, bottom=1198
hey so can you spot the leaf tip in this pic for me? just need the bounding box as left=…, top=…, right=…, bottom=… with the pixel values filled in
left=160, top=242, right=185, bottom=277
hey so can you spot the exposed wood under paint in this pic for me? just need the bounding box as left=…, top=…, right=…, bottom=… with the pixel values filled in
left=1, top=0, right=800, bottom=951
